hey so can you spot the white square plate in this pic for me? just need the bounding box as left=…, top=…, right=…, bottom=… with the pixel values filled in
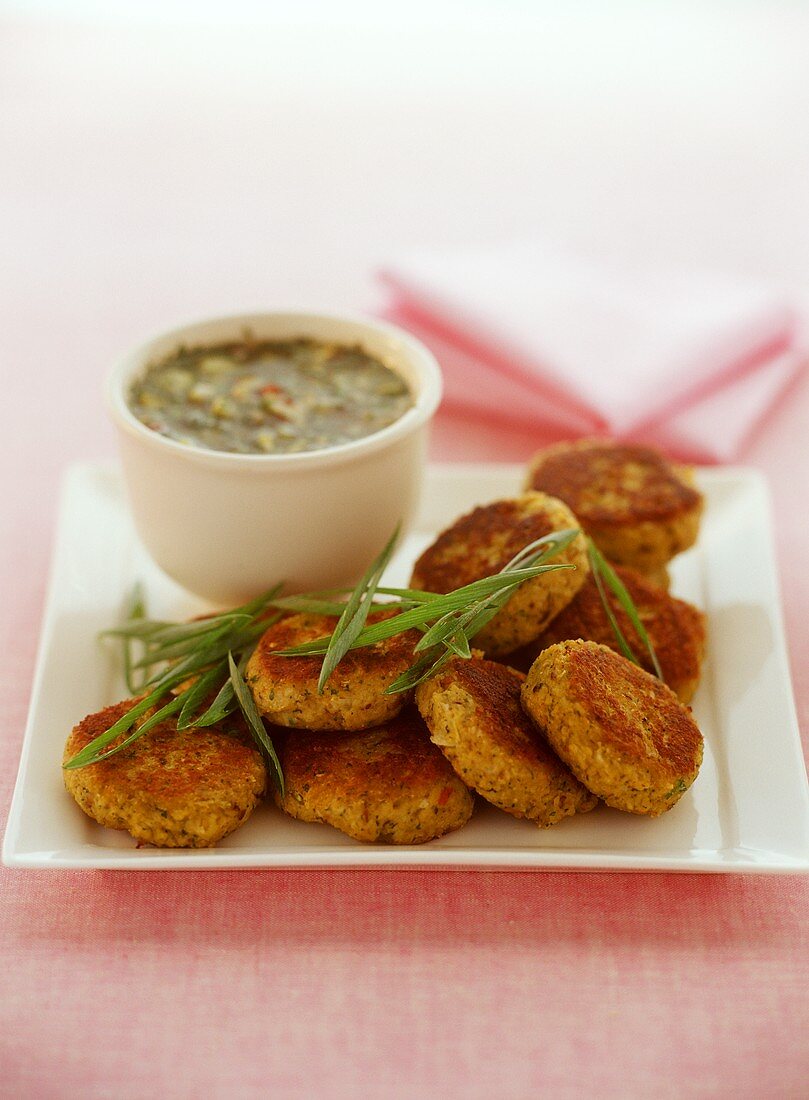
left=4, top=463, right=809, bottom=871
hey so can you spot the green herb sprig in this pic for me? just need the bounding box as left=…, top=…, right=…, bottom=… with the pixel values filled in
left=64, top=524, right=662, bottom=790
left=312, top=524, right=400, bottom=692
left=587, top=540, right=663, bottom=679
left=276, top=530, right=664, bottom=690
left=118, top=582, right=149, bottom=695
left=276, top=528, right=582, bottom=693
left=63, top=586, right=285, bottom=789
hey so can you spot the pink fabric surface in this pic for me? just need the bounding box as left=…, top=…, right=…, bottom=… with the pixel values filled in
left=2, top=17, right=809, bottom=1100
left=381, top=248, right=805, bottom=462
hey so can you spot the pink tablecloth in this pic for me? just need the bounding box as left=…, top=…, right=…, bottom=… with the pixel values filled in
left=2, top=15, right=809, bottom=1098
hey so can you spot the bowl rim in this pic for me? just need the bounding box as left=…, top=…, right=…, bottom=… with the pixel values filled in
left=106, top=309, right=443, bottom=471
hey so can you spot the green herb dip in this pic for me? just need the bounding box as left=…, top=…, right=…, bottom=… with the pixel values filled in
left=127, top=337, right=413, bottom=455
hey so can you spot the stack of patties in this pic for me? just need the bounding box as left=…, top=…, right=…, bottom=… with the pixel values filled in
left=244, top=491, right=603, bottom=842
left=61, top=439, right=709, bottom=849
left=415, top=641, right=704, bottom=824
left=415, top=656, right=597, bottom=828
left=402, top=490, right=598, bottom=829
left=245, top=610, right=474, bottom=844
left=409, top=439, right=706, bottom=823
left=515, top=439, right=707, bottom=702
left=508, top=562, right=706, bottom=704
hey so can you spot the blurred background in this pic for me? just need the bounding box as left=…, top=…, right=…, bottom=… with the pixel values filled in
left=4, top=9, right=809, bottom=1096
left=3, top=0, right=809, bottom=479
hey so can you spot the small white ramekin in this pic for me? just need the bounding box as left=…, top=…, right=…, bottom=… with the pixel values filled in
left=107, top=311, right=442, bottom=604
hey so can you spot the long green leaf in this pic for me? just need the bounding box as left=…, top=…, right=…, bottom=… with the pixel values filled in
left=502, top=528, right=579, bottom=570
left=385, top=647, right=455, bottom=694
left=590, top=559, right=639, bottom=665
left=121, top=583, right=148, bottom=694
left=268, top=596, right=361, bottom=616
left=141, top=620, right=269, bottom=690
left=66, top=625, right=265, bottom=770
left=316, top=523, right=401, bottom=692
left=101, top=620, right=173, bottom=640
left=193, top=679, right=237, bottom=727
left=69, top=585, right=285, bottom=772
left=64, top=691, right=185, bottom=769
left=194, top=642, right=263, bottom=726
left=135, top=613, right=250, bottom=648
left=100, top=585, right=281, bottom=644
left=129, top=615, right=251, bottom=669
left=228, top=653, right=284, bottom=795
left=270, top=521, right=580, bottom=708
left=587, top=541, right=663, bottom=680
left=64, top=685, right=167, bottom=769
left=176, top=661, right=229, bottom=730
left=279, top=563, right=571, bottom=658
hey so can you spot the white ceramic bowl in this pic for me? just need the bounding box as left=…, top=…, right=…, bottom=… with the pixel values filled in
left=107, top=311, right=442, bottom=604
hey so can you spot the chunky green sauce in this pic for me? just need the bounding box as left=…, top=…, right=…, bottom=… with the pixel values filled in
left=128, top=337, right=413, bottom=454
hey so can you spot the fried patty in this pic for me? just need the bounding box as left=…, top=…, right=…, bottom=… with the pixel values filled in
left=525, top=439, right=703, bottom=572
left=508, top=564, right=706, bottom=703
left=410, top=492, right=589, bottom=657
left=63, top=699, right=266, bottom=848
left=246, top=610, right=420, bottom=730
left=416, top=657, right=596, bottom=826
left=639, top=565, right=671, bottom=591
left=274, top=708, right=474, bottom=844
left=521, top=640, right=703, bottom=817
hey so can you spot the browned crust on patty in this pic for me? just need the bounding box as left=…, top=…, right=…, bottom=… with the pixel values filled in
left=411, top=493, right=577, bottom=590
left=508, top=564, right=706, bottom=703
left=410, top=492, right=589, bottom=656
left=416, top=657, right=596, bottom=825
left=525, top=440, right=703, bottom=570
left=63, top=699, right=266, bottom=847
left=526, top=440, right=702, bottom=525
left=250, top=609, right=417, bottom=685
left=431, top=660, right=557, bottom=771
left=246, top=609, right=420, bottom=729
left=521, top=640, right=703, bottom=816
left=274, top=708, right=474, bottom=844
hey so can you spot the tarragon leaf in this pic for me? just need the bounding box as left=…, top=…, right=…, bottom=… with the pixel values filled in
left=228, top=653, right=283, bottom=796
left=588, top=541, right=663, bottom=680
left=316, top=523, right=401, bottom=692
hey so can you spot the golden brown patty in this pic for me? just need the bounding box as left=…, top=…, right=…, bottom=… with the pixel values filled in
left=521, top=640, right=703, bottom=817
left=274, top=708, right=474, bottom=844
left=410, top=492, right=589, bottom=657
left=416, top=657, right=596, bottom=826
left=63, top=699, right=266, bottom=848
left=525, top=439, right=703, bottom=572
left=246, top=610, right=420, bottom=730
left=508, top=564, right=706, bottom=703
left=639, top=565, right=671, bottom=591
